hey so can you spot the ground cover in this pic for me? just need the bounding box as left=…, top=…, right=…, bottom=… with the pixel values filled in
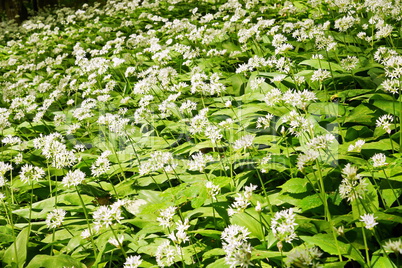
left=1, top=0, right=402, bottom=267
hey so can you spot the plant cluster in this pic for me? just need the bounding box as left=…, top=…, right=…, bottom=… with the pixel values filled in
left=1, top=0, right=402, bottom=267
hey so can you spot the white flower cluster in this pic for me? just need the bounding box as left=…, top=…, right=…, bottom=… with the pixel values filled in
left=228, top=184, right=257, bottom=216
left=190, top=68, right=226, bottom=95
left=0, top=162, right=13, bottom=187
left=205, top=181, right=220, bottom=199
left=188, top=152, right=214, bottom=172
left=286, top=246, right=322, bottom=267
left=19, top=164, right=45, bottom=184
left=233, top=135, right=255, bottom=151
left=98, top=113, right=130, bottom=135
left=139, top=151, right=177, bottom=176
left=157, top=206, right=177, bottom=229
left=189, top=108, right=223, bottom=142
left=33, top=133, right=78, bottom=169
left=339, top=163, right=368, bottom=202
left=168, top=218, right=190, bottom=245
left=360, top=213, right=378, bottom=229
left=283, top=110, right=314, bottom=137
left=62, top=169, right=86, bottom=188
left=221, top=224, right=253, bottom=268
left=271, top=208, right=298, bottom=243
left=376, top=114, right=393, bottom=134
left=123, top=255, right=142, bottom=268
left=91, top=150, right=112, bottom=177
left=92, top=201, right=125, bottom=229
left=348, top=139, right=365, bottom=152
left=46, top=208, right=66, bottom=229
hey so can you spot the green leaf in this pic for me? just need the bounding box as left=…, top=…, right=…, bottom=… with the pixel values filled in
left=299, top=59, right=343, bottom=72
left=279, top=178, right=309, bottom=194
left=351, top=179, right=379, bottom=221
left=300, top=234, right=365, bottom=265
left=363, top=139, right=399, bottom=151
left=206, top=258, right=230, bottom=268
left=370, top=255, right=397, bottom=268
left=202, top=248, right=225, bottom=259
left=3, top=227, right=29, bottom=267
left=344, top=104, right=376, bottom=125
left=308, top=102, right=346, bottom=117
left=231, top=210, right=265, bottom=240
left=298, top=193, right=323, bottom=212
left=323, top=261, right=350, bottom=267
left=26, top=254, right=87, bottom=268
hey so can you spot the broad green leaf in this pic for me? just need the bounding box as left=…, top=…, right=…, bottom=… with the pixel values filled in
left=202, top=248, right=225, bottom=259
left=300, top=234, right=365, bottom=265
left=299, top=59, right=343, bottom=72
left=279, top=178, right=309, bottom=194
left=308, top=102, right=346, bottom=117
left=370, top=255, right=397, bottom=268
left=323, top=261, right=350, bottom=267
left=231, top=210, right=265, bottom=240
left=26, top=254, right=86, bottom=268
left=344, top=104, right=377, bottom=125
left=351, top=179, right=379, bottom=221
left=206, top=258, right=230, bottom=268
left=3, top=227, right=29, bottom=268
left=298, top=193, right=323, bottom=212
left=251, top=250, right=283, bottom=260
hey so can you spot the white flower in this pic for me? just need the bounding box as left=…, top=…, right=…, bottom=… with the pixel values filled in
left=255, top=201, right=263, bottom=213
left=339, top=163, right=368, bottom=202
left=81, top=229, right=91, bottom=239
left=46, top=208, right=66, bottom=229
left=341, top=56, right=359, bottom=71
left=19, top=164, right=45, bottom=184
left=233, top=135, right=254, bottom=151
left=385, top=239, right=402, bottom=254
left=92, top=204, right=123, bottom=229
left=91, top=150, right=111, bottom=177
left=360, top=213, right=378, bottom=229
left=371, top=153, right=387, bottom=168
left=271, top=208, right=298, bottom=243
left=155, top=241, right=176, bottom=267
left=168, top=218, right=190, bottom=245
left=256, top=114, right=274, bottom=129
left=62, top=169, right=86, bottom=188
left=0, top=162, right=13, bottom=187
left=2, top=135, right=21, bottom=145
left=157, top=206, right=176, bottom=228
left=124, top=199, right=147, bottom=215
left=348, top=139, right=365, bottom=152
left=188, top=152, right=214, bottom=172
left=205, top=181, right=220, bottom=199
left=228, top=184, right=257, bottom=216
left=286, top=246, right=322, bottom=267
left=376, top=114, right=393, bottom=134
left=221, top=224, right=253, bottom=268
left=311, top=69, right=331, bottom=82
left=124, top=255, right=142, bottom=268
left=108, top=235, right=124, bottom=248
left=139, top=151, right=176, bottom=176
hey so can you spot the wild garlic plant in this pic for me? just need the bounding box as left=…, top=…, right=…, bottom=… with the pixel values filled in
left=1, top=0, right=402, bottom=267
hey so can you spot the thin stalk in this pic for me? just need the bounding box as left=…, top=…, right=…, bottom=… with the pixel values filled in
left=109, top=225, right=127, bottom=258
left=2, top=200, right=19, bottom=265
left=361, top=227, right=371, bottom=267
left=75, top=186, right=98, bottom=259
left=315, top=160, right=343, bottom=261
left=382, top=169, right=401, bottom=206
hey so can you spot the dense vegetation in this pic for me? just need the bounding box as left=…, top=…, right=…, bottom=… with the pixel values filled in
left=1, top=0, right=402, bottom=267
